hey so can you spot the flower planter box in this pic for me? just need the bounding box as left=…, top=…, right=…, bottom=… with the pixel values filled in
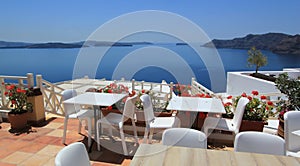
left=277, top=117, right=284, bottom=138
left=239, top=120, right=265, bottom=132
left=27, top=95, right=45, bottom=125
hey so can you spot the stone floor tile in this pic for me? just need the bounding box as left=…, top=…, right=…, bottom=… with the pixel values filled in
left=19, top=154, right=52, bottom=166
left=0, top=161, right=16, bottom=166
left=46, top=128, right=64, bottom=137
left=42, top=157, right=55, bottom=166
left=36, top=145, right=64, bottom=157
left=1, top=151, right=33, bottom=165
left=44, top=122, right=63, bottom=129
left=19, top=142, right=48, bottom=153
left=0, top=149, right=15, bottom=159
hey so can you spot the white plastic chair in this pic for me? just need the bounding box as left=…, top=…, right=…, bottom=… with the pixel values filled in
left=162, top=128, right=207, bottom=148
left=55, top=142, right=91, bottom=166
left=284, top=111, right=300, bottom=157
left=140, top=94, right=180, bottom=144
left=234, top=131, right=286, bottom=155
left=202, top=97, right=249, bottom=136
left=96, top=95, right=139, bottom=155
left=62, top=89, right=94, bottom=147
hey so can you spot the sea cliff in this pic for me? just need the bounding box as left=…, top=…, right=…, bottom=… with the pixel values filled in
left=204, top=33, right=300, bottom=55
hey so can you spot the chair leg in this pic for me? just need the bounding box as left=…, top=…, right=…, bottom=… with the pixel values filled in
left=143, top=127, right=149, bottom=143
left=62, top=117, right=69, bottom=144
left=78, top=119, right=82, bottom=134
left=149, top=128, right=154, bottom=144
left=96, top=121, right=101, bottom=151
left=120, top=128, right=128, bottom=156
left=86, top=118, right=92, bottom=148
left=132, top=120, right=139, bottom=144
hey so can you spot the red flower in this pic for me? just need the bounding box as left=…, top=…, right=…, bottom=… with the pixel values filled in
left=129, top=90, right=136, bottom=97
left=251, top=90, right=259, bottom=96
left=205, top=94, right=211, bottom=98
left=195, top=93, right=205, bottom=98
left=17, top=88, right=26, bottom=93
left=260, top=95, right=267, bottom=100
left=5, top=85, right=15, bottom=90
left=107, top=89, right=113, bottom=93
left=241, top=92, right=247, bottom=97
left=247, top=96, right=252, bottom=100
left=11, top=100, right=16, bottom=104
left=141, top=89, right=145, bottom=93
left=267, top=101, right=273, bottom=106
left=227, top=95, right=232, bottom=99
left=4, top=91, right=8, bottom=95
left=224, top=102, right=232, bottom=107
left=199, top=112, right=206, bottom=119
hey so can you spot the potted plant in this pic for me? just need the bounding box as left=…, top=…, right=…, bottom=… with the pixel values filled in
left=4, top=84, right=33, bottom=130
left=247, top=47, right=276, bottom=82
left=275, top=72, right=300, bottom=137
left=224, top=90, right=274, bottom=131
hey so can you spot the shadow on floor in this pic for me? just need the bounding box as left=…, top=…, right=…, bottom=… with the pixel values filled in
left=73, top=136, right=138, bottom=165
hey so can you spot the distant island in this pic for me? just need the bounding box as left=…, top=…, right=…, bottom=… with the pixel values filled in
left=204, top=33, right=300, bottom=55
left=0, top=41, right=153, bottom=49
left=1, top=33, right=300, bottom=55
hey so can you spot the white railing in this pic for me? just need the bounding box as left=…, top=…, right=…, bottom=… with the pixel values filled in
left=190, top=77, right=215, bottom=97
left=0, top=73, right=34, bottom=109
left=1, top=73, right=287, bottom=118
left=36, top=75, right=65, bottom=116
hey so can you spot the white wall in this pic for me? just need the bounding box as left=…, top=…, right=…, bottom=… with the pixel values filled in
left=226, top=72, right=280, bottom=96
left=226, top=70, right=300, bottom=96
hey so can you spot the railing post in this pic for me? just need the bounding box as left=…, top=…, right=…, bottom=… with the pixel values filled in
left=36, top=75, right=43, bottom=89
left=191, top=77, right=195, bottom=85
left=141, top=81, right=144, bottom=90
left=170, top=82, right=173, bottom=98
left=0, top=77, right=6, bottom=107
left=131, top=79, right=135, bottom=91
left=27, top=73, right=34, bottom=88
left=18, top=78, right=23, bottom=88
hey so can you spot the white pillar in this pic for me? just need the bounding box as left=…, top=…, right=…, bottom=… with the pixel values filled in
left=27, top=73, right=34, bottom=88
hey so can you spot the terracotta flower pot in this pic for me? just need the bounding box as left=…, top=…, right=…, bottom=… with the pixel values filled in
left=8, top=113, right=28, bottom=130
left=239, top=120, right=265, bottom=132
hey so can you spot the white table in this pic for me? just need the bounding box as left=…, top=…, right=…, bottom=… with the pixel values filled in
left=166, top=96, right=225, bottom=113
left=130, top=144, right=300, bottom=166
left=166, top=96, right=225, bottom=128
left=63, top=92, right=127, bottom=149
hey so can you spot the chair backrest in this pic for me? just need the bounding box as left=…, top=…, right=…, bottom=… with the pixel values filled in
left=122, top=94, right=138, bottom=122
left=234, top=131, right=286, bottom=155
left=55, top=142, right=91, bottom=166
left=162, top=128, right=207, bottom=148
left=62, top=89, right=80, bottom=115
left=231, top=97, right=249, bottom=133
left=140, top=94, right=155, bottom=124
left=284, top=111, right=300, bottom=152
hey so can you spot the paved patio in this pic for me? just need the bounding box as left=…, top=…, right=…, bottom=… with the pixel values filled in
left=0, top=111, right=280, bottom=166
left=0, top=113, right=133, bottom=166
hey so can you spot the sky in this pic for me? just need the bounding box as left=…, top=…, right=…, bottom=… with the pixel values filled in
left=1, top=0, right=300, bottom=43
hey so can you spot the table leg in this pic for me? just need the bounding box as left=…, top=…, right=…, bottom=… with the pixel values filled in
left=88, top=105, right=99, bottom=153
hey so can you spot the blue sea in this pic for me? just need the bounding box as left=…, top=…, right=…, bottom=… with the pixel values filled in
left=0, top=45, right=299, bottom=92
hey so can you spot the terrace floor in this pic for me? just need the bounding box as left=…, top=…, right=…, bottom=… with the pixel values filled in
left=0, top=113, right=264, bottom=166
